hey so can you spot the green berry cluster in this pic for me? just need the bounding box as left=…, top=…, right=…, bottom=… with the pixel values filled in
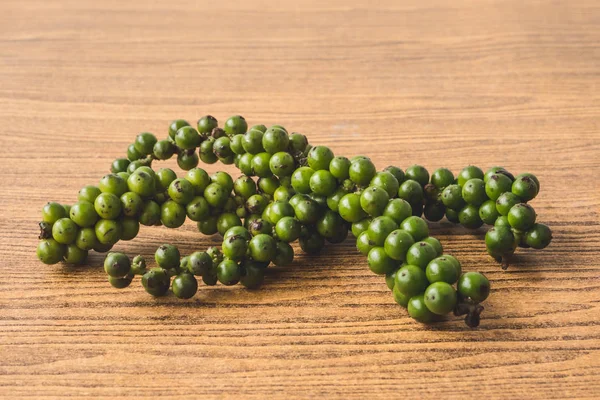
left=415, top=166, right=552, bottom=268
left=35, top=114, right=553, bottom=328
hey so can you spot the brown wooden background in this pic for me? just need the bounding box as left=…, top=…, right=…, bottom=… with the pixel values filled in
left=1, top=0, right=599, bottom=398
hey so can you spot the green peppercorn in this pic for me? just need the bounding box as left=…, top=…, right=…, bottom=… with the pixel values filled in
left=457, top=166, right=484, bottom=187
left=104, top=252, right=131, bottom=277
left=507, top=203, right=537, bottom=231
left=134, top=132, right=157, bottom=155
left=458, top=204, right=483, bottom=229
left=426, top=256, right=459, bottom=284
left=485, top=173, right=513, bottom=201
left=512, top=176, right=538, bottom=202
left=424, top=282, right=457, bottom=315
left=400, top=216, right=429, bottom=241
left=479, top=199, right=499, bottom=225
left=111, top=158, right=131, bottom=174
left=37, top=238, right=66, bottom=264
left=430, top=168, right=454, bottom=189
left=370, top=171, right=400, bottom=198
left=78, top=186, right=102, bottom=204
left=169, top=119, right=191, bottom=139
left=406, top=241, right=438, bottom=269
left=360, top=186, right=390, bottom=217
left=153, top=139, right=176, bottom=160
left=196, top=115, right=217, bottom=135
left=458, top=272, right=490, bottom=302
left=405, top=165, right=429, bottom=187
left=384, top=166, right=405, bottom=184
left=384, top=229, right=415, bottom=261
left=349, top=158, right=376, bottom=186
left=408, top=294, right=435, bottom=322
left=142, top=268, right=170, bottom=296
left=524, top=223, right=552, bottom=249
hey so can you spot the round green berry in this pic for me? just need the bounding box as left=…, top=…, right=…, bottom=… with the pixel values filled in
left=424, top=282, right=457, bottom=315
left=458, top=272, right=490, bottom=302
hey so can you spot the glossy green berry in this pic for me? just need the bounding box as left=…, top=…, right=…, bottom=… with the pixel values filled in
left=51, top=218, right=78, bottom=245
left=139, top=200, right=160, bottom=226
left=78, top=186, right=102, bottom=204
left=230, top=134, right=246, bottom=155
left=458, top=204, right=483, bottom=229
left=484, top=166, right=514, bottom=183
left=134, top=132, right=157, bottom=155
left=127, top=170, right=155, bottom=197
left=119, top=192, right=143, bottom=219
left=212, top=136, right=232, bottom=159
left=356, top=231, right=374, bottom=255
left=159, top=200, right=185, bottom=228
left=69, top=201, right=98, bottom=228
left=240, top=263, right=265, bottom=289
left=142, top=268, right=170, bottom=297
left=167, top=178, right=194, bottom=205
left=249, top=234, right=277, bottom=262
left=155, top=244, right=180, bottom=270
left=507, top=203, right=536, bottom=231
left=199, top=138, right=218, bottom=164
left=349, top=158, right=376, bottom=186
left=485, top=226, right=517, bottom=259
left=169, top=119, right=191, bottom=139
left=104, top=252, right=131, bottom=277
left=424, top=282, right=457, bottom=315
left=217, top=213, right=242, bottom=236
left=111, top=158, right=130, bottom=174
left=287, top=132, right=308, bottom=153
left=440, top=184, right=465, bottom=210
left=178, top=149, right=201, bottom=170
left=37, top=238, right=65, bottom=264
left=268, top=151, right=295, bottom=177
left=196, top=115, right=217, bottom=135
left=367, top=246, right=397, bottom=275
left=494, top=215, right=510, bottom=228
left=367, top=216, right=397, bottom=246
left=524, top=223, right=552, bottom=249
left=512, top=176, right=538, bottom=202
left=233, top=176, right=256, bottom=200
left=408, top=294, right=435, bottom=322
left=274, top=186, right=295, bottom=202
left=326, top=188, right=348, bottom=212
left=153, top=139, right=175, bottom=160
left=316, top=210, right=345, bottom=239
left=422, top=237, right=443, bottom=256
left=394, top=264, right=428, bottom=297
left=294, top=198, right=322, bottom=225
left=384, top=229, right=415, bottom=261
left=400, top=216, right=429, bottom=241
left=426, top=256, right=459, bottom=284
left=393, top=285, right=410, bottom=307
left=384, top=166, right=405, bottom=184
left=127, top=143, right=144, bottom=161
left=224, top=115, right=247, bottom=136
left=515, top=173, right=540, bottom=194
left=203, top=183, right=229, bottom=208
left=479, top=199, right=499, bottom=225
left=242, top=129, right=265, bottom=154
left=262, top=127, right=289, bottom=154
left=120, top=217, right=140, bottom=241
left=405, top=165, right=429, bottom=187
left=457, top=166, right=484, bottom=187
left=381, top=199, right=411, bottom=225
left=495, top=192, right=521, bottom=216
left=386, top=268, right=399, bottom=290
left=75, top=227, right=97, bottom=251
left=307, top=146, right=334, bottom=171
left=153, top=168, right=176, bottom=193
left=250, top=152, right=272, bottom=178
left=360, top=186, right=389, bottom=217
left=458, top=272, right=490, bottom=302
left=309, top=170, right=337, bottom=196
left=406, top=241, right=438, bottom=269
left=238, top=153, right=254, bottom=176
left=275, top=216, right=301, bottom=242
left=398, top=179, right=424, bottom=206
left=172, top=273, right=198, bottom=299
left=93, top=193, right=121, bottom=220
left=185, top=168, right=210, bottom=195
left=291, top=166, right=315, bottom=194
left=246, top=194, right=269, bottom=215
left=273, top=241, right=294, bottom=266
left=485, top=173, right=513, bottom=201
left=257, top=176, right=279, bottom=196
left=95, top=219, right=121, bottom=245
left=461, top=178, right=486, bottom=206
left=431, top=168, right=454, bottom=189
left=299, top=230, right=325, bottom=255
left=42, top=202, right=67, bottom=224
left=338, top=193, right=367, bottom=223
left=329, top=156, right=351, bottom=180
left=98, top=174, right=127, bottom=197
left=370, top=172, right=399, bottom=198
left=268, top=201, right=295, bottom=224
left=188, top=251, right=213, bottom=276
left=215, top=260, right=240, bottom=285
left=351, top=217, right=372, bottom=237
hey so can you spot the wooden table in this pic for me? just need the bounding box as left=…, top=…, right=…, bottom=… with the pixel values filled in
left=1, top=0, right=599, bottom=398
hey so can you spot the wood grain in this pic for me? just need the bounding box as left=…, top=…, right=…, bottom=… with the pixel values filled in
left=1, top=0, right=599, bottom=398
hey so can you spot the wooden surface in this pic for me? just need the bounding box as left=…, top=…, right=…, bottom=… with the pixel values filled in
left=1, top=0, right=599, bottom=398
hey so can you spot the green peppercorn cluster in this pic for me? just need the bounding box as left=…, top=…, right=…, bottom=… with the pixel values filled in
left=413, top=166, right=552, bottom=268
left=35, top=114, right=553, bottom=328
